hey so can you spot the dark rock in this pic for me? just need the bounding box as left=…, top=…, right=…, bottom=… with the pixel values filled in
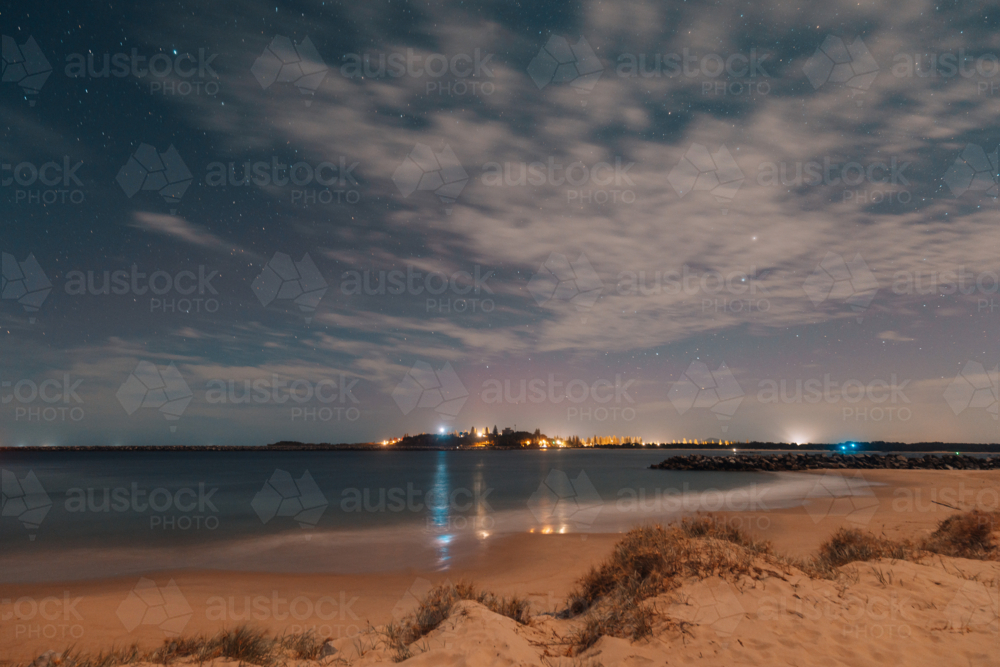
left=651, top=453, right=997, bottom=472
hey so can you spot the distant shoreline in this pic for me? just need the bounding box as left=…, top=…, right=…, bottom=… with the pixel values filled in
left=2, top=440, right=999, bottom=453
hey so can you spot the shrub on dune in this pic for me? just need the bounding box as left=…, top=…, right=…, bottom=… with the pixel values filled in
left=812, top=528, right=909, bottom=571
left=920, top=509, right=1000, bottom=559
left=383, top=582, right=530, bottom=662
left=566, top=517, right=776, bottom=649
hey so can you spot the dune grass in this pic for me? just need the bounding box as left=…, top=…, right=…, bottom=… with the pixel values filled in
left=382, top=582, right=530, bottom=662
left=564, top=510, right=1000, bottom=650
left=810, top=527, right=911, bottom=571
left=565, top=517, right=777, bottom=649
left=808, top=509, right=1000, bottom=573
left=920, top=509, right=1000, bottom=559
left=20, top=625, right=325, bottom=667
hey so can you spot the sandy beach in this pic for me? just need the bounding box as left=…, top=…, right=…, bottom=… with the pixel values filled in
left=3, top=469, right=999, bottom=665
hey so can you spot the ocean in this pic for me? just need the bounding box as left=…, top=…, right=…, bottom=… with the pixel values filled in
left=0, top=449, right=864, bottom=582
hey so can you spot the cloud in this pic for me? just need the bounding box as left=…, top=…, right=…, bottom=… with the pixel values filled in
left=130, top=212, right=256, bottom=258
left=878, top=331, right=915, bottom=342
left=2, top=0, right=998, bottom=445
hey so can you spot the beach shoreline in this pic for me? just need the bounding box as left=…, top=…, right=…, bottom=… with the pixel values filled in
left=3, top=469, right=999, bottom=663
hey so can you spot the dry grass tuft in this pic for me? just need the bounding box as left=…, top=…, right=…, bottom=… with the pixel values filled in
left=565, top=512, right=1000, bottom=649
left=811, top=528, right=910, bottom=571
left=20, top=625, right=315, bottom=667
left=565, top=516, right=776, bottom=649
left=920, top=510, right=1000, bottom=560
left=153, top=625, right=279, bottom=665
left=383, top=582, right=530, bottom=662
left=807, top=511, right=1000, bottom=575
left=677, top=515, right=773, bottom=553
left=54, top=646, right=145, bottom=667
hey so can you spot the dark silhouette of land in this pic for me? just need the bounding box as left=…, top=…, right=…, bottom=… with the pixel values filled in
left=2, top=436, right=998, bottom=453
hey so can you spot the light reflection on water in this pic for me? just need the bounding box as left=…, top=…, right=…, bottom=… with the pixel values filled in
left=429, top=451, right=453, bottom=567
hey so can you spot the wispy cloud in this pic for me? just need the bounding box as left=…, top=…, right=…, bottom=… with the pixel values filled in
left=130, top=212, right=258, bottom=259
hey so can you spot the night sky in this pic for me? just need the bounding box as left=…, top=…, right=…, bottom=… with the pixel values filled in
left=1, top=1, right=997, bottom=446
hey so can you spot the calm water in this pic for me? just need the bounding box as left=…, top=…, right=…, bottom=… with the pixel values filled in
left=0, top=449, right=859, bottom=581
